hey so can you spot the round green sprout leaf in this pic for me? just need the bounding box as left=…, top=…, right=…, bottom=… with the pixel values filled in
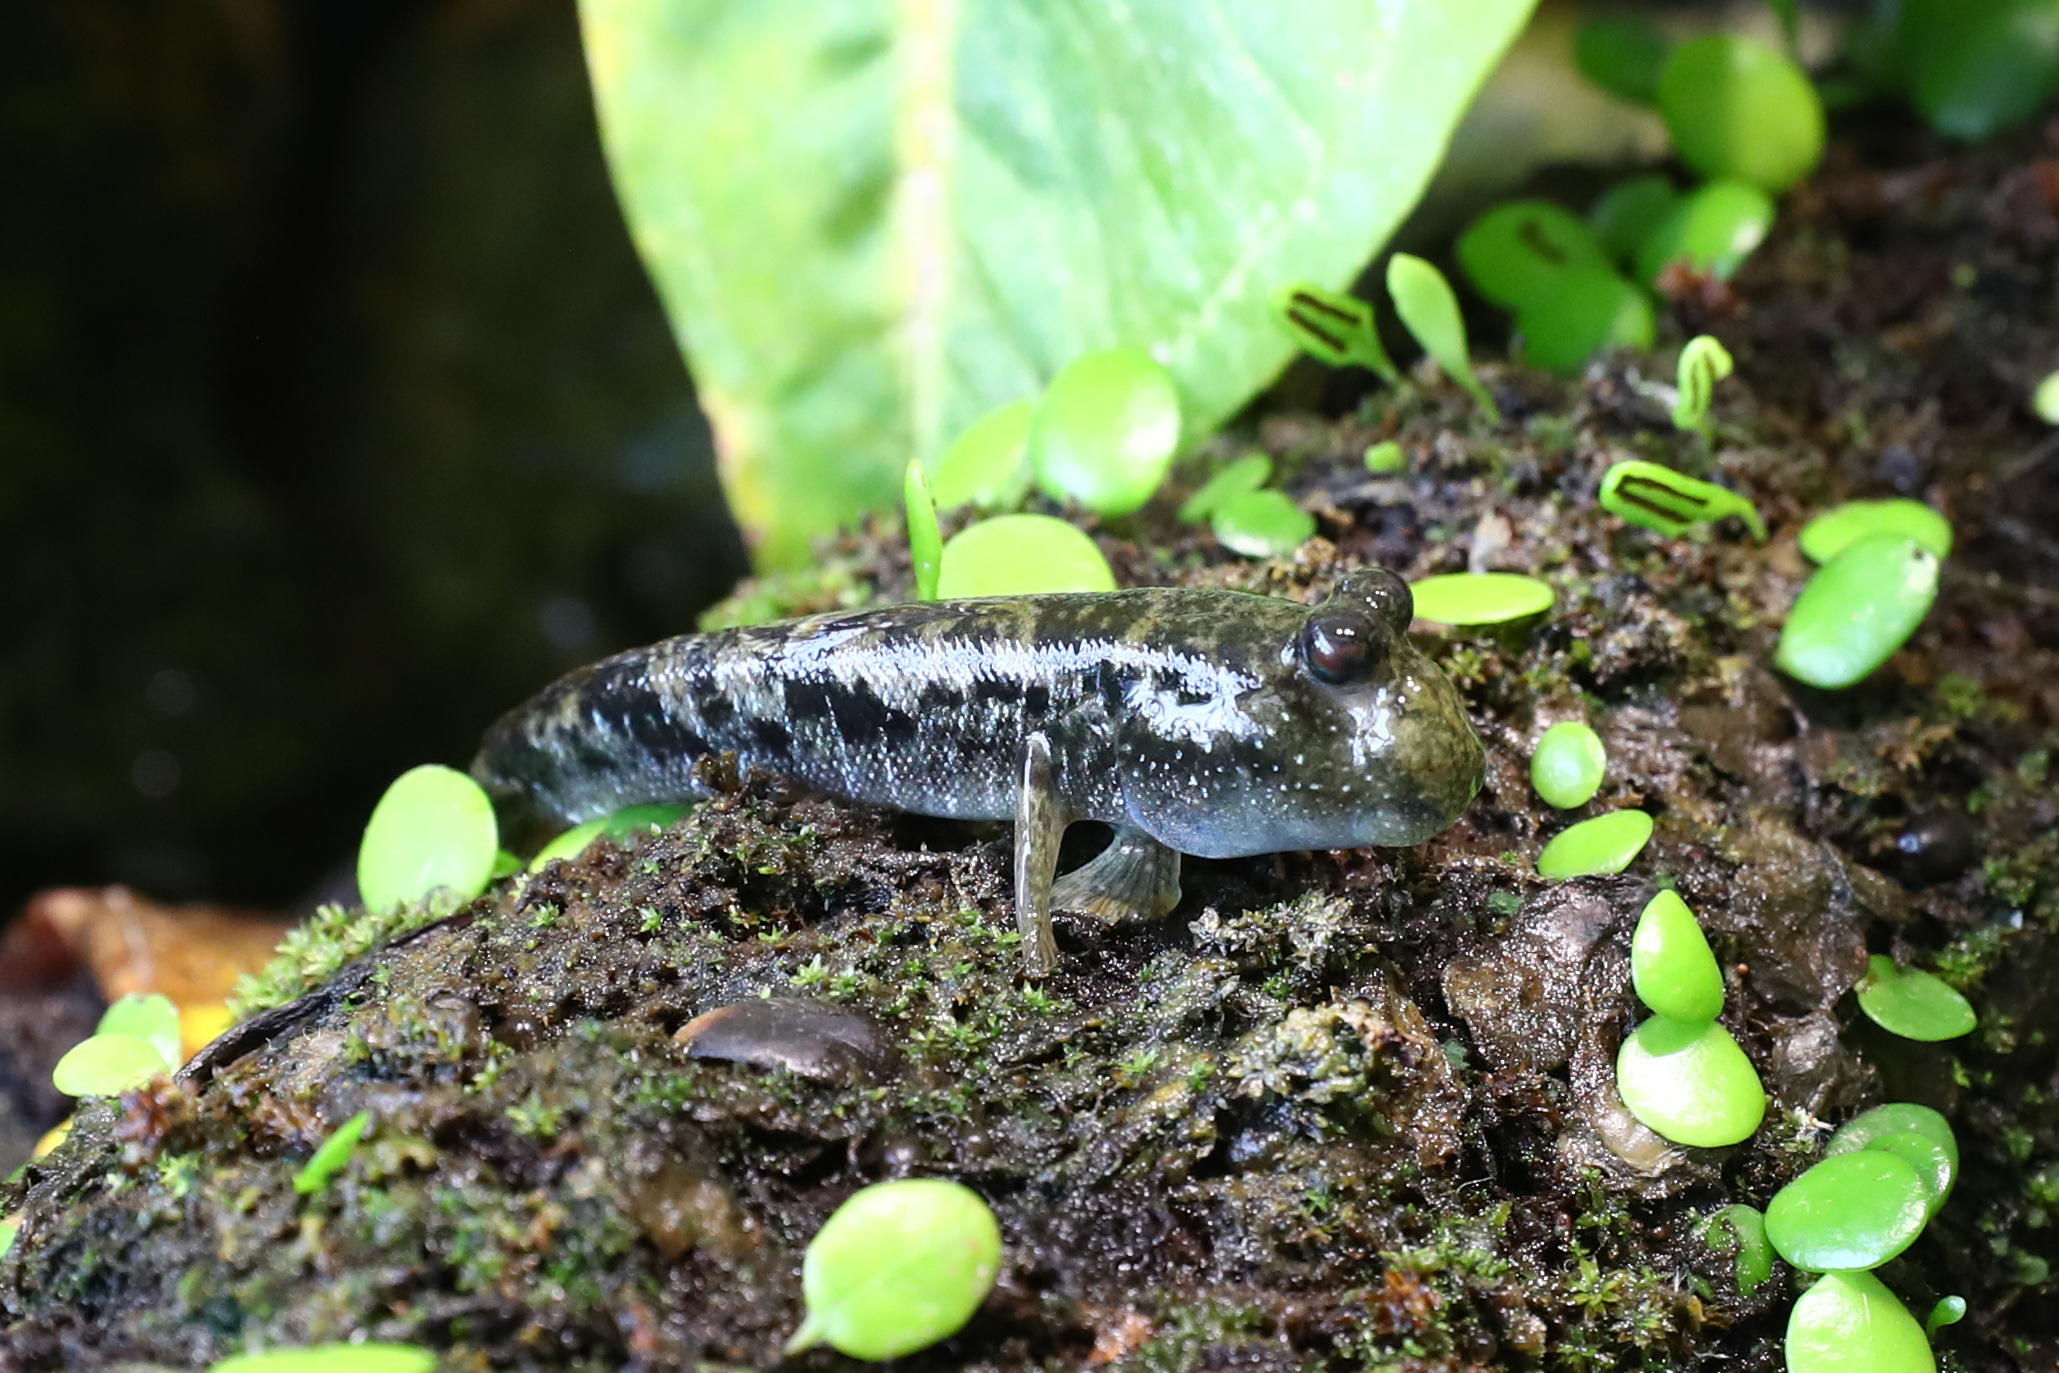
left=1590, top=175, right=1679, bottom=265
left=1272, top=283, right=1400, bottom=380
left=787, top=1177, right=1002, bottom=1361
left=1030, top=348, right=1180, bottom=517
left=357, top=764, right=499, bottom=913
left=931, top=400, right=1034, bottom=512
left=1824, top=1102, right=1958, bottom=1181
left=1636, top=181, right=1776, bottom=287
left=208, top=1344, right=439, bottom=1373
left=1855, top=954, right=1977, bottom=1042
left=1536, top=810, right=1654, bottom=880
left=2034, top=370, right=2059, bottom=425
left=528, top=803, right=689, bottom=872
left=1575, top=17, right=1671, bottom=105
left=904, top=459, right=944, bottom=601
left=1911, top=1, right=2059, bottom=141
left=1865, top=1131, right=1956, bottom=1218
left=1177, top=453, right=1272, bottom=524
left=1925, top=1294, right=1967, bottom=1338
left=1775, top=533, right=1940, bottom=689
left=530, top=818, right=608, bottom=872
left=1787, top=1271, right=1936, bottom=1373
left=1632, top=890, right=1725, bottom=1023
left=1363, top=440, right=1407, bottom=475
left=293, top=1110, right=372, bottom=1196
left=1408, top=573, right=1554, bottom=626
left=1616, top=1015, right=1766, bottom=1147
left=488, top=848, right=523, bottom=880
left=1798, top=500, right=1953, bottom=564
left=1211, top=490, right=1314, bottom=559
left=1530, top=721, right=1606, bottom=810
left=1657, top=34, right=1824, bottom=193
left=1515, top=267, right=1655, bottom=375
left=98, top=992, right=182, bottom=1071
left=1600, top=459, right=1765, bottom=540
left=936, top=516, right=1116, bottom=599
left=1765, top=1151, right=1929, bottom=1271
left=1702, top=1203, right=1773, bottom=1297
left=53, top=1033, right=171, bottom=1097
left=1386, top=254, right=1501, bottom=423
left=1456, top=201, right=1611, bottom=311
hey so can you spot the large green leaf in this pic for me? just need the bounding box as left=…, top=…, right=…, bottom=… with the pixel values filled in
left=582, top=0, right=1533, bottom=565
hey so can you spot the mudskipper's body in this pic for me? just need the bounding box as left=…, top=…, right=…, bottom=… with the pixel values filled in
left=473, top=568, right=1485, bottom=972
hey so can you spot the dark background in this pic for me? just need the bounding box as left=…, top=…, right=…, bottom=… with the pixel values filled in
left=0, top=0, right=747, bottom=921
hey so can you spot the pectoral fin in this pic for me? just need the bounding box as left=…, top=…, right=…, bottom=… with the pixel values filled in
left=1013, top=734, right=1064, bottom=976
left=1050, top=826, right=1184, bottom=924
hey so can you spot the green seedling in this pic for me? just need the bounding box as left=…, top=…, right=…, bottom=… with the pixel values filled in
left=1271, top=283, right=1400, bottom=381
left=1765, top=1150, right=1929, bottom=1271
left=1855, top=955, right=1977, bottom=1042
left=357, top=764, right=499, bottom=914
left=1926, top=1295, right=1967, bottom=1337
left=1636, top=180, right=1776, bottom=287
left=53, top=1034, right=173, bottom=1097
left=1363, top=440, right=1406, bottom=474
left=1866, top=1133, right=1957, bottom=1218
left=1386, top=254, right=1501, bottom=422
left=1799, top=499, right=1953, bottom=563
left=1786, top=1271, right=1935, bottom=1373
left=1616, top=1014, right=1766, bottom=1147
left=935, top=515, right=1116, bottom=599
left=1530, top=721, right=1606, bottom=809
left=1824, top=1103, right=1958, bottom=1184
left=1177, top=453, right=1272, bottom=524
left=1599, top=459, right=1766, bottom=540
left=293, top=1111, right=372, bottom=1196
left=1672, top=335, right=1736, bottom=436
left=1536, top=809, right=1654, bottom=879
left=0, top=1216, right=16, bottom=1260
left=488, top=849, right=523, bottom=880
left=1030, top=348, right=1181, bottom=517
left=1657, top=33, right=1824, bottom=193
left=905, top=460, right=944, bottom=601
left=1775, top=533, right=1939, bottom=689
left=1882, top=0, right=2059, bottom=140
left=208, top=1344, right=438, bottom=1373
left=1456, top=201, right=1611, bottom=311
left=1211, top=490, right=1314, bottom=559
left=525, top=803, right=688, bottom=872
left=1575, top=16, right=1671, bottom=104
left=98, top=993, right=182, bottom=1072
left=931, top=400, right=1035, bottom=512
left=2038, top=370, right=2059, bottom=424
left=1590, top=175, right=1679, bottom=266
left=786, top=1178, right=1002, bottom=1361
left=1516, top=268, right=1655, bottom=375
left=1632, top=890, right=1725, bottom=1023
left=1408, top=572, right=1554, bottom=625
left=1702, top=1203, right=1773, bottom=1296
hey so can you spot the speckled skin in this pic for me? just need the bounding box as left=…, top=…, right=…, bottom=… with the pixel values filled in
left=474, top=568, right=1484, bottom=969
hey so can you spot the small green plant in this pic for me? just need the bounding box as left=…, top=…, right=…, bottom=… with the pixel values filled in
left=1631, top=891, right=1725, bottom=1023
left=1177, top=453, right=1272, bottom=524
left=0, top=1216, right=17, bottom=1259
left=357, top=764, right=499, bottom=914
left=1456, top=201, right=1611, bottom=311
left=1926, top=1295, right=1967, bottom=1337
left=1657, top=34, right=1824, bottom=194
left=530, top=804, right=691, bottom=872
left=1854, top=955, right=1978, bottom=1041
left=1535, top=810, right=1654, bottom=879
left=905, top=460, right=944, bottom=600
left=2035, top=369, right=2059, bottom=423
left=1615, top=1015, right=1767, bottom=1148
left=1636, top=180, right=1776, bottom=287
left=208, top=1344, right=438, bottom=1373
left=1855, top=0, right=2059, bottom=142
left=1598, top=460, right=1766, bottom=540
left=1362, top=440, right=1406, bottom=474
left=1210, top=491, right=1314, bottom=559
left=1671, top=335, right=1736, bottom=436
left=1271, top=283, right=1400, bottom=381
left=1798, top=499, right=1952, bottom=562
left=785, top=1178, right=1002, bottom=1361
left=1407, top=572, right=1554, bottom=625
left=1786, top=1271, right=1936, bottom=1373
left=1589, top=175, right=1680, bottom=265
left=934, top=515, right=1116, bottom=598
left=1386, top=254, right=1501, bottom=422
left=97, top=993, right=183, bottom=1070
left=930, top=400, right=1035, bottom=512
left=1516, top=269, right=1655, bottom=375
left=1775, top=532, right=1941, bottom=689
left=1574, top=16, right=1670, bottom=104
left=1765, top=1151, right=1930, bottom=1270
left=1030, top=348, right=1181, bottom=517
left=1701, top=1204, right=1773, bottom=1296
left=293, top=1111, right=372, bottom=1196
left=53, top=993, right=185, bottom=1098
left=1530, top=721, right=1607, bottom=809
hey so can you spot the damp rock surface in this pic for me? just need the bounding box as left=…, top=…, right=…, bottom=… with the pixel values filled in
left=3, top=130, right=2059, bottom=1371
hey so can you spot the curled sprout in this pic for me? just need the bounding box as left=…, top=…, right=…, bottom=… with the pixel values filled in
left=1672, top=335, right=1735, bottom=436
left=1271, top=283, right=1399, bottom=382
left=1386, top=255, right=1502, bottom=423
left=1599, top=459, right=1766, bottom=540
left=904, top=460, right=944, bottom=601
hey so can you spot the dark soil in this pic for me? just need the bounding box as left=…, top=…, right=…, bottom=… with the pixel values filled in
left=3, top=121, right=2057, bottom=1372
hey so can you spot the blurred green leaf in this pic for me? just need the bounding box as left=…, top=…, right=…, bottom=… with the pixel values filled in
left=583, top=0, right=1534, bottom=564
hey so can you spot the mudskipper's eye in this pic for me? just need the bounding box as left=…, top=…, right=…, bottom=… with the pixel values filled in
left=1301, top=610, right=1382, bottom=685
